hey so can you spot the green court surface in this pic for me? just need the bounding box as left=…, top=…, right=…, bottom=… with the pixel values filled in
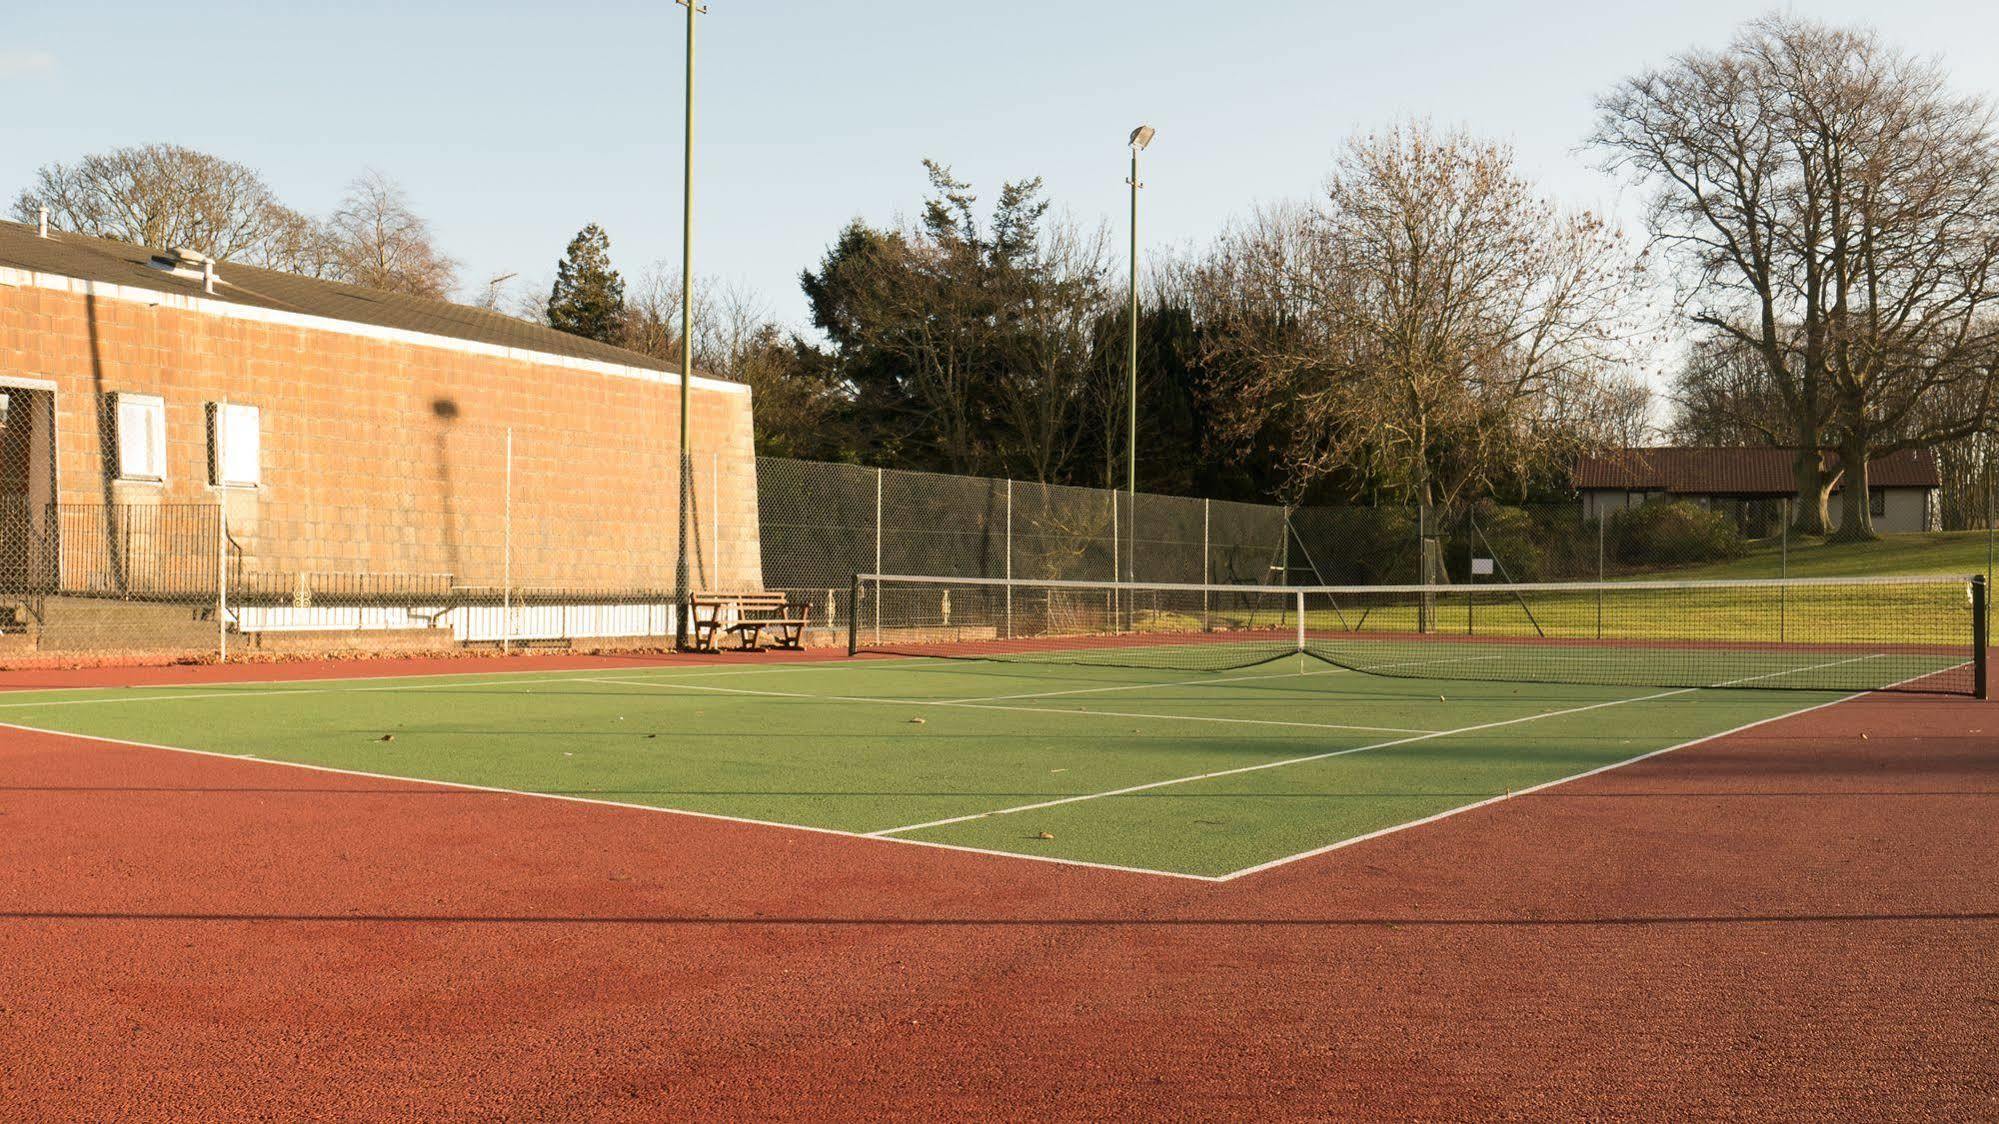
left=0, top=654, right=1897, bottom=879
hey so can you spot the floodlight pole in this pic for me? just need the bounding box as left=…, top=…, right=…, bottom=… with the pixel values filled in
left=674, top=0, right=704, bottom=649
left=1125, top=126, right=1153, bottom=588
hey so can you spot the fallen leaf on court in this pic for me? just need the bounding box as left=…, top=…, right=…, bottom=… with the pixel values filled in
left=909, top=717, right=926, bottom=724
left=1050, top=768, right=1067, bottom=773
left=1035, top=831, right=1055, bottom=840
left=377, top=734, right=395, bottom=742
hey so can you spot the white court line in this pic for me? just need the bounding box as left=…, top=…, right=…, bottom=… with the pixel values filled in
left=865, top=654, right=1889, bottom=837
left=0, top=657, right=961, bottom=711
left=579, top=677, right=1443, bottom=737
left=0, top=652, right=1944, bottom=886
left=0, top=719, right=1224, bottom=883
left=0, top=655, right=950, bottom=706
left=1212, top=656, right=1952, bottom=880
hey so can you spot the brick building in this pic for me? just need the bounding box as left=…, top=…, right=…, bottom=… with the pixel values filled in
left=0, top=217, right=759, bottom=656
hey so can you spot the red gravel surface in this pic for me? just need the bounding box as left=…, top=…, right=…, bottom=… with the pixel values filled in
left=0, top=680, right=1993, bottom=1120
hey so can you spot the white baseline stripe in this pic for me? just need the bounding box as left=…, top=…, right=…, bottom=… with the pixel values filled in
left=0, top=719, right=1223, bottom=883
left=0, top=656, right=950, bottom=710
left=1213, top=657, right=1952, bottom=880
left=580, top=677, right=1442, bottom=736
left=866, top=654, right=1888, bottom=837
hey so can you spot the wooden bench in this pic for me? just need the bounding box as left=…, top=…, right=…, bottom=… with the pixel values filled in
left=688, top=591, right=810, bottom=652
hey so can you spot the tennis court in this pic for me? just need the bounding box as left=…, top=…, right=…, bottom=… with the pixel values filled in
left=1, top=573, right=1982, bottom=879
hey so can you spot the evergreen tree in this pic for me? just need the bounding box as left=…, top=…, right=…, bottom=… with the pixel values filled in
left=546, top=224, right=626, bottom=343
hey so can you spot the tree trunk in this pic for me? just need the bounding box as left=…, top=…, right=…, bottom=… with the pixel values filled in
left=1831, top=434, right=1878, bottom=542
left=1789, top=446, right=1831, bottom=536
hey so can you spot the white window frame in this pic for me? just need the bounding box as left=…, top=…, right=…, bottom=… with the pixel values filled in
left=208, top=401, right=261, bottom=489
left=115, top=392, right=167, bottom=482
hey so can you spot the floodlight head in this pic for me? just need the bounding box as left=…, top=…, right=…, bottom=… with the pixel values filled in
left=1129, top=125, right=1156, bottom=151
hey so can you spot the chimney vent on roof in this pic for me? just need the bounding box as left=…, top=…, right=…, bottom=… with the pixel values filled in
left=37, top=206, right=48, bottom=238
left=148, top=247, right=220, bottom=289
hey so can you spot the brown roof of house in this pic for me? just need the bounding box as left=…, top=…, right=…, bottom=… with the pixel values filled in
left=1574, top=447, right=1940, bottom=494
left=0, top=219, right=716, bottom=378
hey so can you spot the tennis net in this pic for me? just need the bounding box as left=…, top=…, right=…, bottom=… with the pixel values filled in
left=848, top=573, right=1990, bottom=696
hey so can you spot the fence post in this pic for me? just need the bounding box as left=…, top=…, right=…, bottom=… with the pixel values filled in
left=1417, top=504, right=1431, bottom=634
left=1781, top=497, right=1790, bottom=644
left=1279, top=505, right=1292, bottom=585
left=1595, top=513, right=1604, bottom=640
left=502, top=427, right=513, bottom=655
left=873, top=467, right=883, bottom=645
left=1110, top=488, right=1121, bottom=632
left=848, top=573, right=861, bottom=657
left=216, top=491, right=228, bottom=664
left=1202, top=498, right=1211, bottom=633
left=1004, top=477, right=1013, bottom=640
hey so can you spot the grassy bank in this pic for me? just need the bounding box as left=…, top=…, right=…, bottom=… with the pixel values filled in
left=1620, top=529, right=1996, bottom=582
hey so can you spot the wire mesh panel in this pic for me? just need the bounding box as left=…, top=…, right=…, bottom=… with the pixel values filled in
left=1008, top=480, right=1118, bottom=583
left=852, top=573, right=1305, bottom=672
left=1128, top=493, right=1208, bottom=585
left=1286, top=505, right=1420, bottom=585
left=854, top=573, right=1984, bottom=695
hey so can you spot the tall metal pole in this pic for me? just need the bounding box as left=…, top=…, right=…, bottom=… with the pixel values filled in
left=503, top=427, right=513, bottom=656
left=1125, top=127, right=1153, bottom=588
left=673, top=0, right=702, bottom=648
left=1126, top=141, right=1139, bottom=589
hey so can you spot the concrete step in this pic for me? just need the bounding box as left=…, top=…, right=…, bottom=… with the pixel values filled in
left=32, top=596, right=218, bottom=652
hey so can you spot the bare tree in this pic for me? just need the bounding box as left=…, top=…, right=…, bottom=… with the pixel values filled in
left=992, top=216, right=1115, bottom=483
left=1197, top=124, right=1645, bottom=507
left=11, top=143, right=300, bottom=262
left=324, top=171, right=459, bottom=299
left=1595, top=14, right=1999, bottom=539
left=251, top=205, right=343, bottom=278
left=620, top=269, right=847, bottom=455
left=1668, top=330, right=1809, bottom=448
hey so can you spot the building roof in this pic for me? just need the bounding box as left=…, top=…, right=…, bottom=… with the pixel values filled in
left=0, top=219, right=714, bottom=379
left=1574, top=446, right=1940, bottom=494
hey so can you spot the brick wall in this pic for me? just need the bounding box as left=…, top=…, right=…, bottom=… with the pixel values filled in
left=0, top=277, right=762, bottom=594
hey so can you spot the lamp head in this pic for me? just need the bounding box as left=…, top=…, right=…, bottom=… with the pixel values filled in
left=1129, top=125, right=1156, bottom=151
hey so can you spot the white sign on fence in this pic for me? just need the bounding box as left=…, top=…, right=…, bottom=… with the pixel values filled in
left=1471, top=558, right=1496, bottom=577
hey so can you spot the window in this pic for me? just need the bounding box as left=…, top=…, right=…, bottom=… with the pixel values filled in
left=208, top=402, right=260, bottom=488
left=115, top=393, right=166, bottom=481
left=1870, top=488, right=1887, bottom=518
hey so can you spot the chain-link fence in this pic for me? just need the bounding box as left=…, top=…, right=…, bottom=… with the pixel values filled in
left=3, top=425, right=1993, bottom=665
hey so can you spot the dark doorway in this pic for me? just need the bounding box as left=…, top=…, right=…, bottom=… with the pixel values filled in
left=0, top=387, right=57, bottom=593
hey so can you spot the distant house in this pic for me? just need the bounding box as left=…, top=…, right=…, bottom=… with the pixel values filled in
left=1573, top=447, right=1940, bottom=535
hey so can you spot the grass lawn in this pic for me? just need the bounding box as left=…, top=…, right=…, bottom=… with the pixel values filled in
left=1624, top=529, right=1996, bottom=581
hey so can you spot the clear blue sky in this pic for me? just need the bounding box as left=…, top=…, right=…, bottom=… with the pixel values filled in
left=6, top=0, right=1999, bottom=333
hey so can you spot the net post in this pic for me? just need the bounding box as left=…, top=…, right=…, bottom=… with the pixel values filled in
left=1974, top=575, right=1989, bottom=700
left=1295, top=588, right=1306, bottom=655
left=848, top=573, right=861, bottom=657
